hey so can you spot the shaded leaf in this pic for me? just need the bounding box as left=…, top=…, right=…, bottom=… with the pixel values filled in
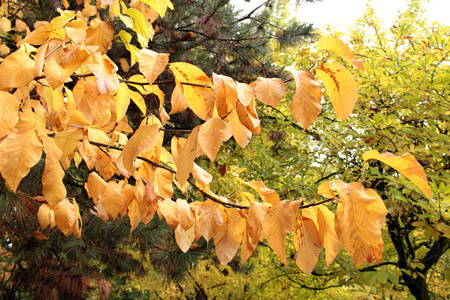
left=139, top=49, right=169, bottom=85
left=214, top=208, right=245, bottom=264
left=198, top=117, right=229, bottom=161
left=294, top=216, right=321, bottom=274
left=253, top=77, right=285, bottom=107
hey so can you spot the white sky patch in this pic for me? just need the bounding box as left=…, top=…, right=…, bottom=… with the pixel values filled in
left=230, top=0, right=450, bottom=30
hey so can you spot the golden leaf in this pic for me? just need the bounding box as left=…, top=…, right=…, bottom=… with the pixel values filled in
left=85, top=172, right=108, bottom=203
left=153, top=168, right=174, bottom=199
left=213, top=73, right=238, bottom=122
left=21, top=23, right=65, bottom=46
left=0, top=17, right=11, bottom=33
left=116, top=82, right=130, bottom=122
left=41, top=135, right=66, bottom=208
left=85, top=18, right=114, bottom=54
left=333, top=181, right=387, bottom=267
left=316, top=62, right=358, bottom=120
left=37, top=203, right=54, bottom=229
left=0, top=91, right=19, bottom=138
left=169, top=62, right=214, bottom=121
left=0, top=130, right=43, bottom=192
left=199, top=200, right=224, bottom=242
left=316, top=37, right=364, bottom=71
left=236, top=81, right=254, bottom=106
left=316, top=205, right=340, bottom=266
left=236, top=99, right=260, bottom=134
left=198, top=117, right=229, bottom=161
left=84, top=52, right=120, bottom=94
left=285, top=67, right=322, bottom=130
left=65, top=19, right=87, bottom=44
left=175, top=224, right=196, bottom=253
left=362, top=150, right=432, bottom=200
left=241, top=202, right=269, bottom=264
left=99, top=181, right=124, bottom=219
left=262, top=200, right=300, bottom=265
left=119, top=123, right=159, bottom=174
left=54, top=129, right=84, bottom=157
left=253, top=77, right=285, bottom=107
left=0, top=49, right=35, bottom=90
left=230, top=112, right=252, bottom=148
left=139, top=49, right=169, bottom=85
left=245, top=181, right=280, bottom=204
left=294, top=216, right=321, bottom=274
left=53, top=198, right=77, bottom=236
left=159, top=198, right=179, bottom=229
left=317, top=182, right=336, bottom=199
left=214, top=208, right=245, bottom=264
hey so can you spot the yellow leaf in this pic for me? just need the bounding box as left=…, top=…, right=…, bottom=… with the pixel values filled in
left=124, top=8, right=154, bottom=48
left=0, top=49, right=35, bottom=90
left=362, top=150, right=432, bottom=200
left=139, top=49, right=169, bottom=85
left=53, top=198, right=77, bottom=236
left=153, top=168, right=174, bottom=199
left=294, top=216, right=321, bottom=274
left=198, top=117, right=228, bottom=161
left=333, top=181, right=387, bottom=267
left=85, top=172, right=108, bottom=203
left=128, top=200, right=142, bottom=234
left=0, top=44, right=10, bottom=55
left=159, top=198, right=179, bottom=229
left=100, top=181, right=124, bottom=219
left=317, top=182, right=336, bottom=199
left=241, top=202, right=269, bottom=264
left=54, top=129, right=84, bottom=157
left=41, top=135, right=66, bottom=208
left=285, top=67, right=322, bottom=130
left=84, top=52, right=120, bottom=94
left=169, top=62, right=214, bottom=121
left=0, top=91, right=19, bottom=138
left=116, top=82, right=130, bottom=122
left=316, top=205, right=340, bottom=266
left=85, top=18, right=114, bottom=54
left=236, top=99, right=261, bottom=134
left=140, top=0, right=173, bottom=17
left=37, top=203, right=53, bottom=229
left=199, top=199, right=224, bottom=242
left=169, top=83, right=189, bottom=114
left=236, top=82, right=254, bottom=106
left=21, top=23, right=65, bottom=46
left=316, top=37, right=364, bottom=71
left=245, top=181, right=280, bottom=204
left=230, top=111, right=252, bottom=148
left=253, top=77, right=285, bottom=107
left=0, top=130, right=42, bottom=192
left=316, top=63, right=358, bottom=120
left=213, top=73, right=238, bottom=122
left=120, top=124, right=159, bottom=174
left=130, top=90, right=147, bottom=115
left=262, top=200, right=299, bottom=265
left=65, top=19, right=87, bottom=44
left=177, top=199, right=196, bottom=230
left=214, top=208, right=245, bottom=264
left=175, top=224, right=196, bottom=253
left=192, top=163, right=212, bottom=188
left=42, top=86, right=65, bottom=117
left=0, top=17, right=11, bottom=33
left=82, top=2, right=97, bottom=18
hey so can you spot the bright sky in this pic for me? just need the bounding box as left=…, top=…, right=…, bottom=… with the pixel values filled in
left=231, top=0, right=450, bottom=31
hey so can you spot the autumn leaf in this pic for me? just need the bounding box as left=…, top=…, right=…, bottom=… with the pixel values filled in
left=54, top=129, right=84, bottom=157
left=119, top=124, right=159, bottom=174
left=230, top=112, right=252, bottom=148
left=317, top=182, right=337, bottom=199
left=262, top=200, right=301, bottom=265
left=199, top=200, right=224, bottom=242
left=316, top=63, right=358, bottom=120
left=236, top=98, right=261, bottom=134
left=316, top=37, right=364, bottom=71
left=0, top=91, right=19, bottom=138
left=116, top=82, right=131, bottom=122
left=37, top=203, right=55, bottom=229
left=53, top=198, right=77, bottom=236
left=175, top=224, right=196, bottom=253
left=169, top=62, right=215, bottom=120
left=41, top=135, right=66, bottom=208
left=294, top=216, right=321, bottom=274
left=198, top=117, right=229, bottom=161
left=285, top=67, right=322, bottom=130
left=85, top=18, right=114, bottom=54
left=84, top=52, right=120, bottom=94
left=0, top=49, right=35, bottom=90
left=0, top=130, right=43, bottom=192
left=153, top=168, right=174, bottom=199
left=85, top=172, right=108, bottom=203
left=333, top=181, right=387, bottom=267
left=99, top=181, right=124, bottom=219
left=253, top=77, right=285, bottom=107
left=21, top=23, right=65, bottom=45
left=213, top=73, right=238, bottom=122
left=315, top=205, right=340, bottom=266
left=362, top=150, right=432, bottom=200
left=245, top=181, right=280, bottom=204
left=139, top=49, right=169, bottom=85
left=213, top=208, right=245, bottom=264
left=241, top=202, right=269, bottom=264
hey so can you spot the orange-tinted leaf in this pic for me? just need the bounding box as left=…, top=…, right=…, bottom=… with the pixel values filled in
left=316, top=205, right=340, bottom=266
left=177, top=199, right=196, bottom=230
left=0, top=49, right=35, bottom=90
left=294, top=216, right=321, bottom=274
left=128, top=200, right=142, bottom=234
left=100, top=181, right=124, bottom=219
left=53, top=198, right=77, bottom=236
left=175, top=224, right=196, bottom=253
left=159, top=198, right=179, bottom=229
left=120, top=124, right=159, bottom=174
left=37, top=203, right=53, bottom=229
left=214, top=208, right=245, bottom=264
left=153, top=168, right=174, bottom=199
left=362, top=150, right=432, bottom=200
left=21, top=23, right=65, bottom=45
left=253, top=77, right=285, bottom=107
left=85, top=172, right=108, bottom=203
left=84, top=52, right=120, bottom=94
left=116, top=82, right=130, bottom=122
left=169, top=83, right=189, bottom=114
left=191, top=164, right=213, bottom=188
left=241, top=202, right=269, bottom=264
left=236, top=82, right=254, bottom=106
left=65, top=19, right=87, bottom=44
left=317, top=182, right=336, bottom=199
left=230, top=112, right=252, bottom=148
left=213, top=73, right=238, bottom=122
left=0, top=91, right=19, bottom=138
left=262, top=200, right=297, bottom=265
left=285, top=67, right=322, bottom=130
left=0, top=17, right=11, bottom=33
left=245, top=181, right=280, bottom=204
left=0, top=130, right=42, bottom=192
left=236, top=99, right=260, bottom=134
left=199, top=199, right=224, bottom=242
left=333, top=181, right=387, bottom=267
left=169, top=62, right=214, bottom=121
left=316, top=63, right=358, bottom=120
left=198, top=117, right=228, bottom=161
left=41, top=135, right=66, bottom=208
left=85, top=18, right=114, bottom=54
left=139, top=49, right=169, bottom=85
left=54, top=129, right=84, bottom=157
